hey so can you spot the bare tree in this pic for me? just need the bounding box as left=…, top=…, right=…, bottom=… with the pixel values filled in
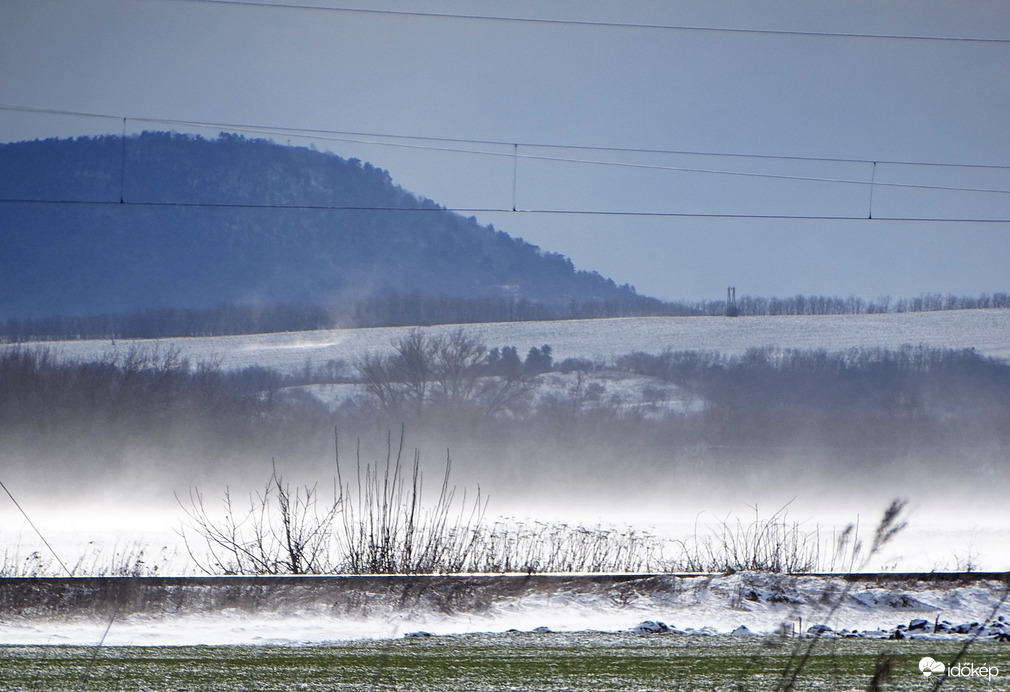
left=390, top=329, right=436, bottom=412
left=356, top=329, right=539, bottom=418
left=432, top=328, right=487, bottom=406
left=356, top=352, right=404, bottom=415
left=479, top=345, right=538, bottom=417
left=356, top=329, right=438, bottom=416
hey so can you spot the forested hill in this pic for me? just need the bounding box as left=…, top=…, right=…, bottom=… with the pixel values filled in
left=0, top=132, right=655, bottom=328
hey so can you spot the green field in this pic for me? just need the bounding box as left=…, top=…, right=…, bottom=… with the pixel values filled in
left=1, top=633, right=1007, bottom=691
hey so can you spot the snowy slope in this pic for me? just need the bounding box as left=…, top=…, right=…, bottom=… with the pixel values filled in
left=12, top=309, right=1009, bottom=375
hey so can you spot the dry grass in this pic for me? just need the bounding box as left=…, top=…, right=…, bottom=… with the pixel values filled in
left=670, top=501, right=898, bottom=575
left=0, top=542, right=173, bottom=577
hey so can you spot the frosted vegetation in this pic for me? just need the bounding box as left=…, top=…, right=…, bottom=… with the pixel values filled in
left=171, top=426, right=906, bottom=576
left=3, top=429, right=905, bottom=577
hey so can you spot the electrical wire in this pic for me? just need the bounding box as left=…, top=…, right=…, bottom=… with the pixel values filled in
left=73, top=604, right=121, bottom=692
left=0, top=478, right=73, bottom=577
left=1, top=197, right=1008, bottom=222
left=171, top=126, right=1010, bottom=197
left=4, top=105, right=1010, bottom=200
left=6, top=103, right=1010, bottom=172
left=147, top=0, right=1010, bottom=45
left=3, top=104, right=1009, bottom=218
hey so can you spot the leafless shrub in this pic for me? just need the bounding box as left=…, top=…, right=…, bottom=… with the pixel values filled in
left=69, top=542, right=173, bottom=577
left=674, top=503, right=823, bottom=574
left=0, top=549, right=53, bottom=577
left=178, top=462, right=339, bottom=575
left=672, top=501, right=897, bottom=575
left=0, top=543, right=173, bottom=577
left=178, top=428, right=674, bottom=575
left=465, top=521, right=664, bottom=574
left=178, top=429, right=487, bottom=575
left=335, top=427, right=487, bottom=574
left=177, top=431, right=910, bottom=580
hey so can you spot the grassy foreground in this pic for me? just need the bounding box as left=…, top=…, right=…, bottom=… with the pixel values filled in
left=1, top=634, right=1006, bottom=691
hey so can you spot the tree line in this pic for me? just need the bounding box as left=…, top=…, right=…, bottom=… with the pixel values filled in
left=699, top=291, right=1009, bottom=317
left=2, top=332, right=1007, bottom=491
left=614, top=345, right=1010, bottom=414
left=1, top=290, right=1006, bottom=342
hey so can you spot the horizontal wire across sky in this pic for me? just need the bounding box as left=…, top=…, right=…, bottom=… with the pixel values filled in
left=150, top=0, right=1010, bottom=45
left=3, top=105, right=1010, bottom=222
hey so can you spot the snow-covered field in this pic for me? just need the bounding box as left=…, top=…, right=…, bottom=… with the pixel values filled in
left=13, top=308, right=1006, bottom=418
left=15, top=309, right=1010, bottom=374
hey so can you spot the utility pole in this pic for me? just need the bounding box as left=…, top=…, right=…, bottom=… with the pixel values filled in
left=725, top=286, right=739, bottom=317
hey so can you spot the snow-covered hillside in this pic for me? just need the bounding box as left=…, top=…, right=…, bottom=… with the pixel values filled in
left=14, top=309, right=1010, bottom=374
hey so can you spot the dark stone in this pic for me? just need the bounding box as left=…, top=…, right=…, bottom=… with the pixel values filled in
left=632, top=620, right=670, bottom=634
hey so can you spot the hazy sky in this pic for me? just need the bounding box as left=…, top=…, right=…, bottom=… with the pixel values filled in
left=2, top=0, right=1009, bottom=302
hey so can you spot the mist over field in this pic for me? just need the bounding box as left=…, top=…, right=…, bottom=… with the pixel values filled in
left=2, top=309, right=1008, bottom=576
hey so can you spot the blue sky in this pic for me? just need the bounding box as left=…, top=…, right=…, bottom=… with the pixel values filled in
left=2, top=0, right=1009, bottom=302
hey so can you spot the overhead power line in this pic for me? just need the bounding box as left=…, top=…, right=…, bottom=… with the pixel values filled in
left=3, top=103, right=1009, bottom=219
left=0, top=478, right=73, bottom=577
left=4, top=104, right=1010, bottom=199
left=148, top=0, right=1010, bottom=44
left=2, top=197, right=1009, bottom=223
left=6, top=102, right=1010, bottom=171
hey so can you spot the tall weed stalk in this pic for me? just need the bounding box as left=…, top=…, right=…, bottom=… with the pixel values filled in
left=334, top=427, right=487, bottom=574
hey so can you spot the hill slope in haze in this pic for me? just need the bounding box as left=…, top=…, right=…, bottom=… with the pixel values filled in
left=0, top=132, right=647, bottom=321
